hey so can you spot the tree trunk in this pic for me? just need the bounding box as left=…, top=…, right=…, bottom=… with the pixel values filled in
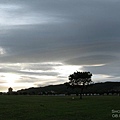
left=80, top=93, right=82, bottom=99
left=80, top=87, right=84, bottom=99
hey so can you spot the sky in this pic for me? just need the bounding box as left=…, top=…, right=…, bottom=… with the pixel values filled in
left=0, top=0, right=120, bottom=92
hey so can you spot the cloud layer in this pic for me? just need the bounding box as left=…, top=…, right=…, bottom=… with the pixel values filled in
left=0, top=0, right=120, bottom=91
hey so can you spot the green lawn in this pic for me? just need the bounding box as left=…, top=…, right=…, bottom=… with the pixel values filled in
left=0, top=95, right=119, bottom=120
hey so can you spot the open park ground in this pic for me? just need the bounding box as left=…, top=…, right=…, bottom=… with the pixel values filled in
left=0, top=95, right=119, bottom=120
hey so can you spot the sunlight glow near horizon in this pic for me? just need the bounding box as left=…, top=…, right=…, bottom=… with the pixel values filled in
left=0, top=62, right=117, bottom=92
left=0, top=63, right=84, bottom=92
left=54, top=65, right=83, bottom=78
left=2, top=73, right=20, bottom=87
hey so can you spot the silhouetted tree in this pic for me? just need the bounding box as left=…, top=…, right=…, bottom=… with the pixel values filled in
left=8, top=87, right=13, bottom=95
left=66, top=71, right=92, bottom=99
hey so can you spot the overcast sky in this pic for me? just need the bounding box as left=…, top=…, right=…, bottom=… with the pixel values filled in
left=0, top=0, right=120, bottom=92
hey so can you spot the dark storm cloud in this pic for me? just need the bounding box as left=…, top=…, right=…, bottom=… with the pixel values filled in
left=82, top=61, right=120, bottom=77
left=64, top=55, right=119, bottom=65
left=1, top=0, right=120, bottom=60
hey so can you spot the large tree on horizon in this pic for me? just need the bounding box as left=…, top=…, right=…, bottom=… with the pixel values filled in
left=66, top=71, right=93, bottom=99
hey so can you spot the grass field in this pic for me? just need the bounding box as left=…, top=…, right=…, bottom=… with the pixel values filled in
left=0, top=95, right=119, bottom=120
